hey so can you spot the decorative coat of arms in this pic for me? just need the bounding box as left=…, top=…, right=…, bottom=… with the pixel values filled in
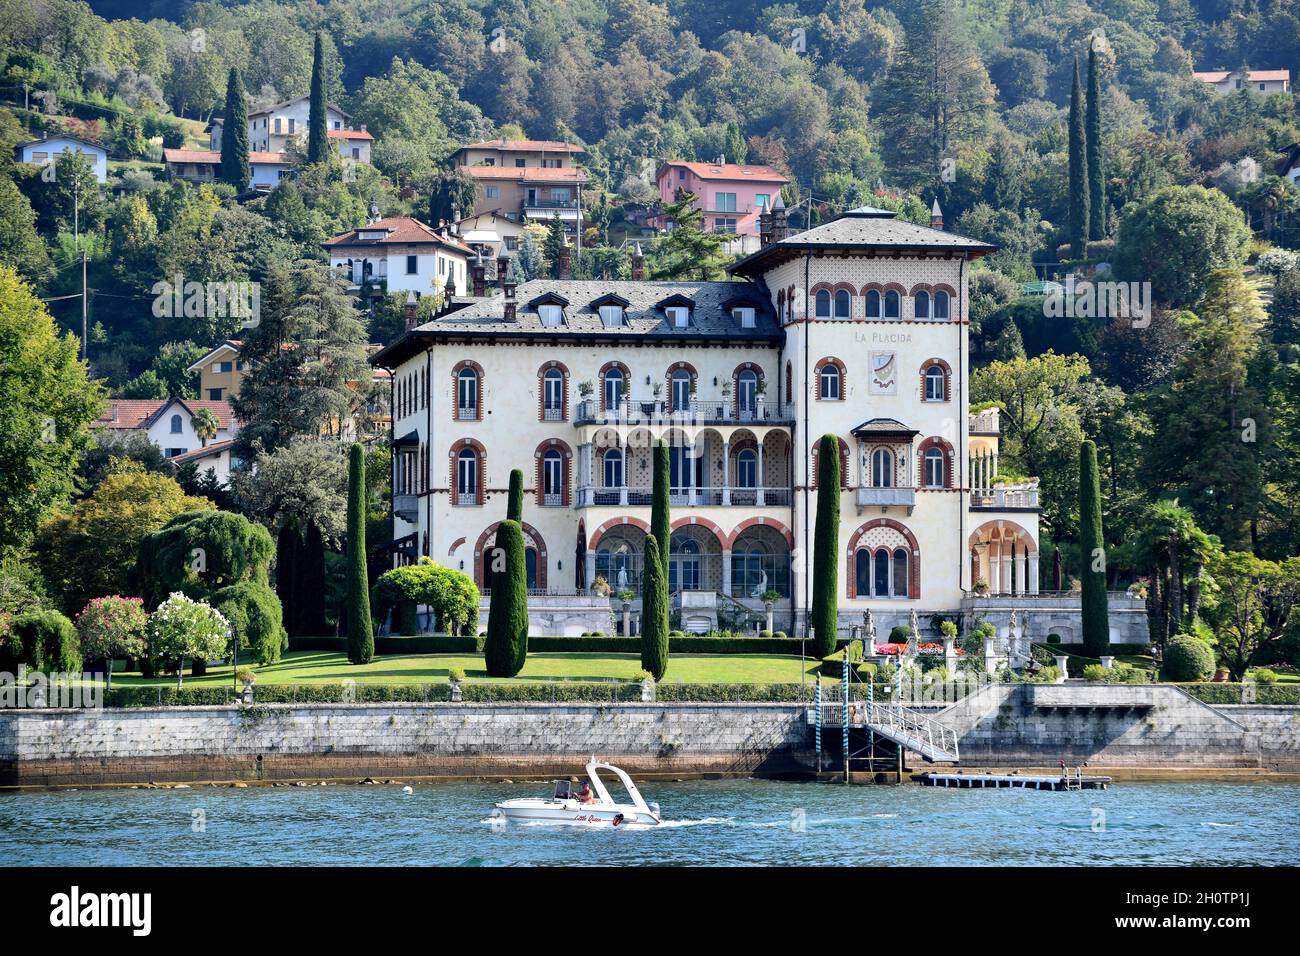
left=869, top=352, right=897, bottom=394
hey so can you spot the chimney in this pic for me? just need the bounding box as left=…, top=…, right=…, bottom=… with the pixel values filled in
left=404, top=290, right=418, bottom=331
left=758, top=195, right=772, bottom=248
left=770, top=194, right=787, bottom=242
left=631, top=242, right=645, bottom=281
left=502, top=259, right=517, bottom=322
left=930, top=197, right=944, bottom=230
left=471, top=251, right=487, bottom=297
left=496, top=251, right=510, bottom=288
left=557, top=241, right=571, bottom=279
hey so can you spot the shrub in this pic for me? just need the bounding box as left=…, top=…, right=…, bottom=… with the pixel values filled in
left=889, top=625, right=912, bottom=643
left=1164, top=633, right=1216, bottom=682
left=7, top=609, right=81, bottom=673
left=212, top=580, right=286, bottom=666
left=447, top=667, right=466, bottom=682
left=371, top=560, right=480, bottom=635
left=74, top=596, right=148, bottom=677
left=1247, top=667, right=1279, bottom=685
left=345, top=443, right=374, bottom=664
left=1081, top=663, right=1107, bottom=681
left=640, top=533, right=669, bottom=680
left=146, top=592, right=230, bottom=683
left=1079, top=440, right=1109, bottom=657
left=632, top=669, right=653, bottom=682
left=856, top=662, right=877, bottom=681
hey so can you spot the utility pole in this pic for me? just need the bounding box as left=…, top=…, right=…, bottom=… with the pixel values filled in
left=81, top=249, right=88, bottom=362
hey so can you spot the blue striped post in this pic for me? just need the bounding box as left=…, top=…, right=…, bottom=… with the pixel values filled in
left=814, top=677, right=822, bottom=771
left=842, top=652, right=850, bottom=781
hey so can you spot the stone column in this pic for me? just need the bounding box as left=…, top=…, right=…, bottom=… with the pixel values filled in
left=1100, top=655, right=1115, bottom=670
left=1001, top=548, right=1013, bottom=596
left=989, top=541, right=1001, bottom=594
left=756, top=439, right=766, bottom=506
left=585, top=550, right=596, bottom=588
left=943, top=637, right=956, bottom=671
left=722, top=439, right=731, bottom=506
left=1028, top=552, right=1040, bottom=594
left=1054, top=655, right=1069, bottom=682
left=1015, top=547, right=1027, bottom=598
left=687, top=438, right=697, bottom=505
left=721, top=549, right=733, bottom=598
left=983, top=634, right=998, bottom=672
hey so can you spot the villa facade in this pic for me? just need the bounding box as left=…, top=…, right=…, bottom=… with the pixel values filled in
left=371, top=205, right=1146, bottom=644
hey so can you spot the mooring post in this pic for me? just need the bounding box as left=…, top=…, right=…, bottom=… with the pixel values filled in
left=842, top=652, right=850, bottom=784
left=814, top=676, right=822, bottom=774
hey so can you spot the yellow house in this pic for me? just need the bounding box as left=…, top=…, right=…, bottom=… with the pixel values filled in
left=187, top=340, right=248, bottom=401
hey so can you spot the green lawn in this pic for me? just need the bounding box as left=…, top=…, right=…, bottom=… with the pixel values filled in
left=111, top=651, right=817, bottom=687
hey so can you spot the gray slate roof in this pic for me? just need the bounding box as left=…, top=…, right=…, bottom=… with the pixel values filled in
left=730, top=208, right=997, bottom=277
left=415, top=279, right=777, bottom=339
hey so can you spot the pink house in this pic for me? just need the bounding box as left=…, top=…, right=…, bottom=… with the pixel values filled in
left=651, top=161, right=789, bottom=244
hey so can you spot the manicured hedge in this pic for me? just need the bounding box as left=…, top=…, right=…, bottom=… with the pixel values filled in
left=1180, top=683, right=1300, bottom=706
left=290, top=635, right=481, bottom=654
left=99, top=681, right=816, bottom=707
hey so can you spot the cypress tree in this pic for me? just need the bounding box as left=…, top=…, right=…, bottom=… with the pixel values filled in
left=1079, top=439, right=1110, bottom=656
left=506, top=468, right=524, bottom=522
left=1068, top=57, right=1089, bottom=259
left=346, top=442, right=374, bottom=663
left=484, top=519, right=529, bottom=677
left=650, top=440, right=670, bottom=572
left=641, top=533, right=669, bottom=680
left=1086, top=44, right=1106, bottom=240
left=275, top=520, right=301, bottom=637
left=219, top=67, right=249, bottom=192
left=306, top=32, right=331, bottom=165
left=301, top=520, right=327, bottom=637
left=810, top=435, right=840, bottom=658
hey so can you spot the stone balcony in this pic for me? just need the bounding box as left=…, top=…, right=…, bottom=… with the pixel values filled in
left=855, top=485, right=916, bottom=513
left=574, top=397, right=795, bottom=427
left=574, top=485, right=792, bottom=508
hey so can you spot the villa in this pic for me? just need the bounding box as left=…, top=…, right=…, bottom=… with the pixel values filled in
left=370, top=203, right=1146, bottom=643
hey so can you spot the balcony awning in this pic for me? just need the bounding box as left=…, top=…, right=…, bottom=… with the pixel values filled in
left=393, top=429, right=420, bottom=446
left=851, top=417, right=919, bottom=441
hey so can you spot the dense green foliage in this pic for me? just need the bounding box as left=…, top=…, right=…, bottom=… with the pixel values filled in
left=640, top=532, right=670, bottom=681
left=811, top=435, right=840, bottom=657
left=650, top=440, right=670, bottom=573
left=506, top=468, right=523, bottom=522
left=345, top=442, right=373, bottom=664
left=73, top=595, right=147, bottom=677
left=484, top=519, right=528, bottom=677
left=212, top=579, right=286, bottom=666
left=1163, top=632, right=1217, bottom=682
left=306, top=32, right=330, bottom=166
left=371, top=558, right=480, bottom=636
left=3, top=609, right=81, bottom=673
left=219, top=68, right=249, bottom=191
left=1067, top=58, right=1088, bottom=258
left=1078, top=440, right=1109, bottom=656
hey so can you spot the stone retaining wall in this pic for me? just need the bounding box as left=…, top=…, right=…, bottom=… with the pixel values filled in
left=0, top=702, right=811, bottom=787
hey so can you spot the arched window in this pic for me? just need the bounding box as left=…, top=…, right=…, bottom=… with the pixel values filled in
left=603, top=449, right=623, bottom=488
left=815, top=289, right=831, bottom=318
left=872, top=448, right=893, bottom=487
left=819, top=363, right=841, bottom=400
left=542, top=449, right=563, bottom=504
left=865, top=289, right=882, bottom=319
left=914, top=290, right=931, bottom=320
left=669, top=537, right=701, bottom=591
left=542, top=367, right=564, bottom=420
left=603, top=367, right=624, bottom=411
left=924, top=447, right=945, bottom=488
left=737, top=368, right=758, bottom=414
left=670, top=368, right=692, bottom=412
left=873, top=548, right=890, bottom=597
left=884, top=289, right=901, bottom=319
left=934, top=290, right=950, bottom=320
left=170, top=414, right=183, bottom=434
left=456, top=367, right=479, bottom=420
left=855, top=549, right=871, bottom=598
left=456, top=447, right=479, bottom=505
left=892, top=548, right=909, bottom=597
left=924, top=365, right=947, bottom=402
left=834, top=289, right=851, bottom=319
left=736, top=448, right=758, bottom=488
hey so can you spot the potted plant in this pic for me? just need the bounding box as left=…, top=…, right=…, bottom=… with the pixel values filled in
left=236, top=666, right=256, bottom=702
left=973, top=577, right=990, bottom=596
left=721, top=380, right=733, bottom=419
left=618, top=589, right=635, bottom=608
left=448, top=666, right=466, bottom=702
left=760, top=589, right=780, bottom=632
left=591, top=575, right=611, bottom=598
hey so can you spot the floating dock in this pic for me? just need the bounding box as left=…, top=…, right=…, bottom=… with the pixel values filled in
left=912, top=771, right=1112, bottom=791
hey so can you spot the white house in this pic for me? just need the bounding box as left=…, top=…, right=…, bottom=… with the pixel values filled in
left=16, top=134, right=108, bottom=182
left=170, top=439, right=239, bottom=485
left=162, top=148, right=292, bottom=190
left=1194, top=68, right=1291, bottom=95
left=456, top=211, right=529, bottom=262
left=324, top=217, right=473, bottom=298
left=94, top=397, right=238, bottom=460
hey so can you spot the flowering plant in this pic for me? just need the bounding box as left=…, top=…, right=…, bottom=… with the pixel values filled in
left=75, top=596, right=148, bottom=662
left=147, top=592, right=230, bottom=685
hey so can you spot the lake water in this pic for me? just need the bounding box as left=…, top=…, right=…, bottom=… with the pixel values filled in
left=3, top=779, right=1297, bottom=866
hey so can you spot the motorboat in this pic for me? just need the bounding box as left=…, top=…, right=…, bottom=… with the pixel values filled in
left=491, top=759, right=662, bottom=828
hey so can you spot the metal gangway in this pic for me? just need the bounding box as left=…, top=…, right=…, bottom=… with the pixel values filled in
left=810, top=677, right=960, bottom=765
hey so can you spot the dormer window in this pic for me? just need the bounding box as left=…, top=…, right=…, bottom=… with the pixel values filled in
left=539, top=304, right=564, bottom=326
left=599, top=305, right=624, bottom=327
left=666, top=306, right=690, bottom=328
left=733, top=307, right=755, bottom=328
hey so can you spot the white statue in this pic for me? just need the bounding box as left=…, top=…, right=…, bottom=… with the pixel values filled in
left=617, top=563, right=629, bottom=590
left=749, top=569, right=768, bottom=598
left=908, top=608, right=920, bottom=654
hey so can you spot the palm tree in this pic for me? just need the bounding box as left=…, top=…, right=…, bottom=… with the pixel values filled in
left=192, top=408, right=220, bottom=448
